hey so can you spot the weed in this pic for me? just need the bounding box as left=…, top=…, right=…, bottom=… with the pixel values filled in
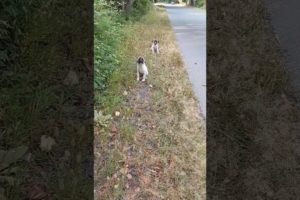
left=120, top=122, right=134, bottom=143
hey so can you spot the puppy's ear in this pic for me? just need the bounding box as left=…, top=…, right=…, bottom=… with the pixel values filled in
left=157, top=40, right=159, bottom=43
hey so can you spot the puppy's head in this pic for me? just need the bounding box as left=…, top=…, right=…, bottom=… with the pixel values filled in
left=137, top=57, right=145, bottom=64
left=152, top=40, right=159, bottom=45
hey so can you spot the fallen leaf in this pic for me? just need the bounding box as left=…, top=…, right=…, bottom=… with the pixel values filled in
left=179, top=171, right=186, bottom=176
left=40, top=135, right=56, bottom=152
left=120, top=168, right=126, bottom=175
left=95, top=152, right=101, bottom=158
left=127, top=174, right=132, bottom=179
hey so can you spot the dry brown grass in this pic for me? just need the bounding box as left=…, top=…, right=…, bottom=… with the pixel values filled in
left=208, top=0, right=300, bottom=199
left=94, top=6, right=206, bottom=200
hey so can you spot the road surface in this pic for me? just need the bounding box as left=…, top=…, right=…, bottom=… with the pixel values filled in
left=165, top=5, right=206, bottom=118
left=264, top=0, right=300, bottom=99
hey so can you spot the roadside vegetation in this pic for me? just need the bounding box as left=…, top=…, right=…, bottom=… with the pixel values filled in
left=195, top=0, right=205, bottom=8
left=0, top=0, right=205, bottom=199
left=208, top=0, right=300, bottom=199
left=159, top=0, right=205, bottom=8
left=94, top=1, right=206, bottom=199
left=1, top=0, right=93, bottom=199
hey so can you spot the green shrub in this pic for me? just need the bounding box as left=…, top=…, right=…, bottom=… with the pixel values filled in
left=94, top=0, right=153, bottom=107
left=196, top=0, right=205, bottom=7
left=129, top=0, right=153, bottom=19
left=94, top=0, right=123, bottom=93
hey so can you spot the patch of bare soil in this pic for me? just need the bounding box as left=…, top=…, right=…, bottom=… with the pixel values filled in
left=122, top=83, right=161, bottom=200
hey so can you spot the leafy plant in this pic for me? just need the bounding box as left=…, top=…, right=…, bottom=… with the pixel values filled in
left=94, top=0, right=123, bottom=94
left=94, top=110, right=112, bottom=127
left=196, top=0, right=205, bottom=8
left=130, top=0, right=153, bottom=19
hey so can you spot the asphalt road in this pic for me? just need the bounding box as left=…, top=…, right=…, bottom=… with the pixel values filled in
left=165, top=5, right=206, bottom=118
left=264, top=0, right=300, bottom=99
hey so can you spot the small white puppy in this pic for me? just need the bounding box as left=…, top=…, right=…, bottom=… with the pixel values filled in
left=151, top=40, right=159, bottom=54
left=136, top=57, right=148, bottom=82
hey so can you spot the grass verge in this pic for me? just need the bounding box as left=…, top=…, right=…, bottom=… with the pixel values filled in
left=1, top=1, right=93, bottom=199
left=208, top=0, right=300, bottom=198
left=94, top=6, right=206, bottom=200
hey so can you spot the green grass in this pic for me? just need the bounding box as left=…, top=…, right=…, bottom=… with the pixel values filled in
left=120, top=123, right=135, bottom=143
left=94, top=3, right=124, bottom=94
left=94, top=6, right=206, bottom=200
left=1, top=0, right=93, bottom=199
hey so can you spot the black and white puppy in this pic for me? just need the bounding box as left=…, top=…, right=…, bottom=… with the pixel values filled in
left=151, top=40, right=159, bottom=54
left=136, top=57, right=148, bottom=82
